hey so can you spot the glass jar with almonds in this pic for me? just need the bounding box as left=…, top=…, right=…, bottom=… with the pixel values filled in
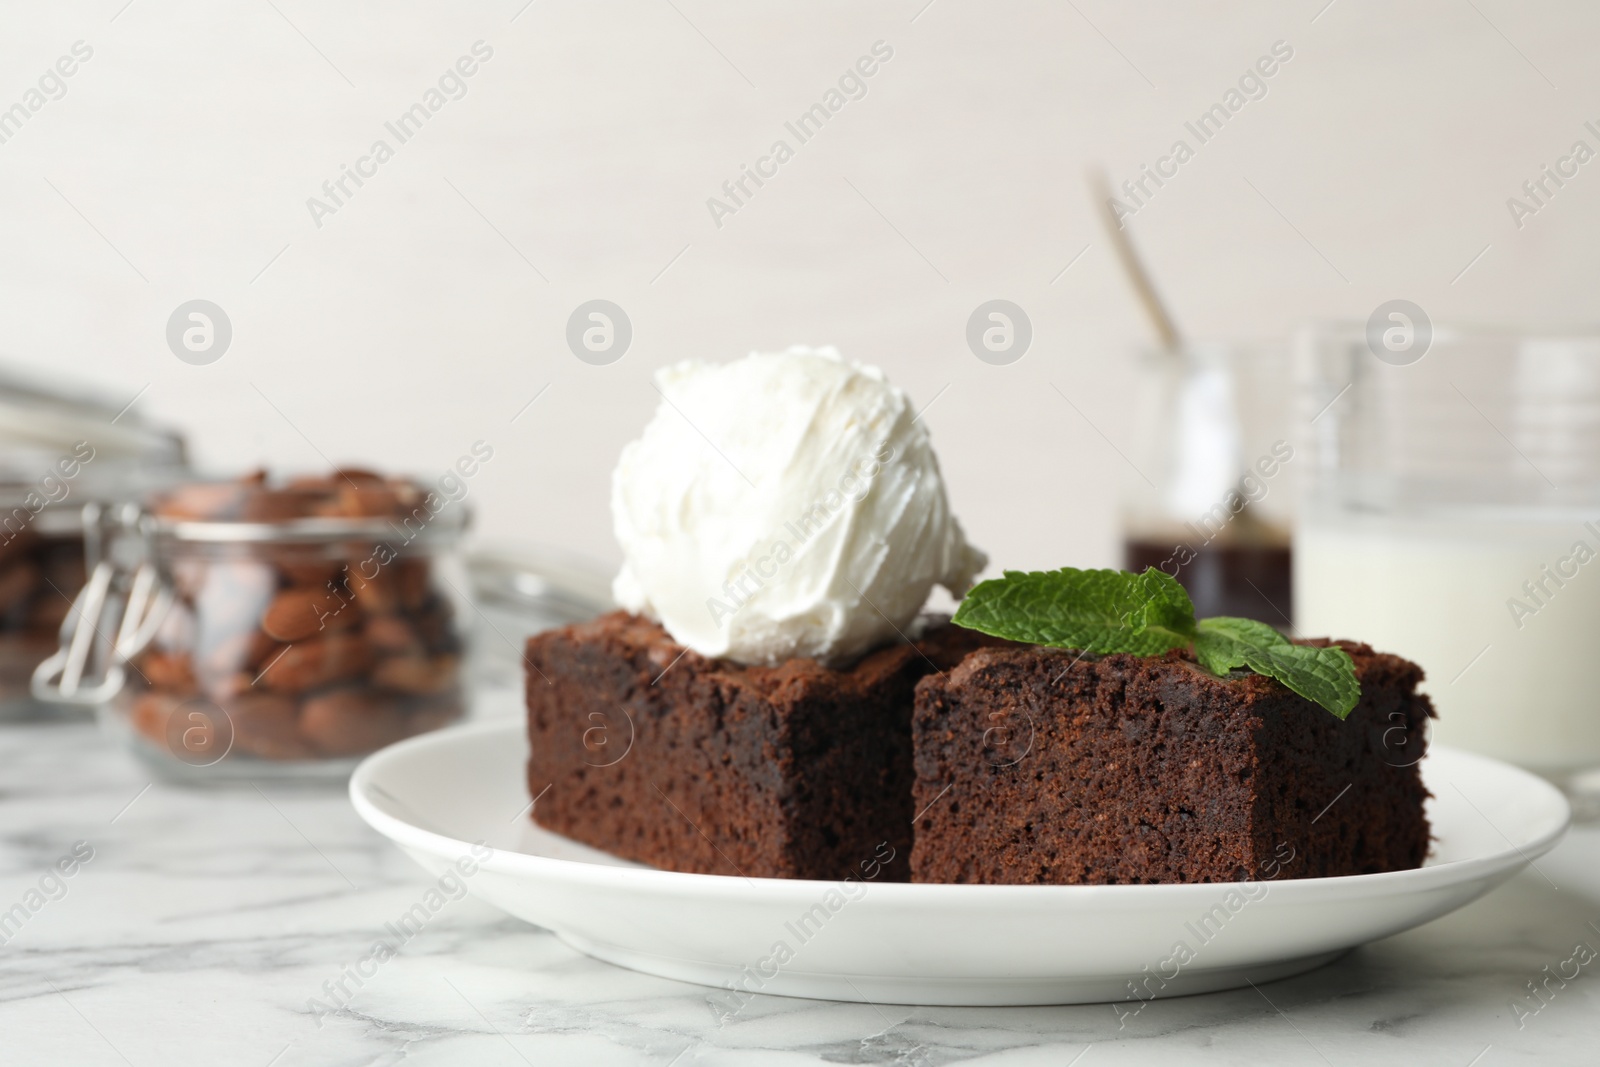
left=36, top=470, right=469, bottom=781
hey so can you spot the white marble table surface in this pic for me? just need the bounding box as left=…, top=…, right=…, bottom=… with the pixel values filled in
left=4, top=701, right=1599, bottom=1067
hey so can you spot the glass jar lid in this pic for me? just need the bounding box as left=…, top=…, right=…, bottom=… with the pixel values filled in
left=0, top=358, right=187, bottom=513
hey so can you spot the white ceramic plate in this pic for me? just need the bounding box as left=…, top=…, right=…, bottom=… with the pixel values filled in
left=350, top=720, right=1570, bottom=1006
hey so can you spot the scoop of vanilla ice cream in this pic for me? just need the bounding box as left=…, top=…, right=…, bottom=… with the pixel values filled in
left=611, top=346, right=987, bottom=666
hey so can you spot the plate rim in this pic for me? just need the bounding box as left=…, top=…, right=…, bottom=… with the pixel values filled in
left=350, top=718, right=1572, bottom=902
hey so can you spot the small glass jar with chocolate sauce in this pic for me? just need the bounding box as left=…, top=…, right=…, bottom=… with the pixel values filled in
left=1121, top=342, right=1296, bottom=627
left=33, top=470, right=469, bottom=782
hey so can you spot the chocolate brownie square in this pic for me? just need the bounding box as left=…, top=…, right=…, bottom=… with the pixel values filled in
left=910, top=640, right=1433, bottom=884
left=525, top=611, right=992, bottom=880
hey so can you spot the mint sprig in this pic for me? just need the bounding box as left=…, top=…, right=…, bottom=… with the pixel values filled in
left=951, top=567, right=1359, bottom=719
left=947, top=566, right=1191, bottom=656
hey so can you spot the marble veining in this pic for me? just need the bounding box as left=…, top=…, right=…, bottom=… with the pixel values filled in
left=2, top=711, right=1598, bottom=1066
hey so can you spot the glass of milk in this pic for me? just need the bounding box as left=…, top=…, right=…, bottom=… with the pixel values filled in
left=1294, top=322, right=1600, bottom=782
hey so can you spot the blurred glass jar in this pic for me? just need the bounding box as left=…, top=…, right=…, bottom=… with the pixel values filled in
left=0, top=367, right=186, bottom=719
left=35, top=471, right=469, bottom=782
left=1295, top=322, right=1600, bottom=781
left=465, top=547, right=612, bottom=699
left=1121, top=342, right=1297, bottom=625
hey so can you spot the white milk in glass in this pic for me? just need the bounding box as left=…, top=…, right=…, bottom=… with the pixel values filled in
left=1296, top=508, right=1600, bottom=773
left=1296, top=322, right=1600, bottom=779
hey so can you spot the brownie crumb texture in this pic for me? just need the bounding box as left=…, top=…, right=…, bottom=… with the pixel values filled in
left=909, top=641, right=1434, bottom=885
left=524, top=612, right=994, bottom=881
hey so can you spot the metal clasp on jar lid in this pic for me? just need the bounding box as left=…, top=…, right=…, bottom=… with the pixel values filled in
left=31, top=502, right=172, bottom=705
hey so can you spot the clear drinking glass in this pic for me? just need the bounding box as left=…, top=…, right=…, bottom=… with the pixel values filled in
left=1295, top=322, right=1600, bottom=792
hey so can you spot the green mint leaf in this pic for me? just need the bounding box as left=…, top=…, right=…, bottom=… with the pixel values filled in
left=1129, top=567, right=1199, bottom=649
left=951, top=567, right=1195, bottom=655
left=1193, top=616, right=1360, bottom=719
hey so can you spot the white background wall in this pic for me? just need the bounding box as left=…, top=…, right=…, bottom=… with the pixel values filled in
left=1, top=0, right=1595, bottom=582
